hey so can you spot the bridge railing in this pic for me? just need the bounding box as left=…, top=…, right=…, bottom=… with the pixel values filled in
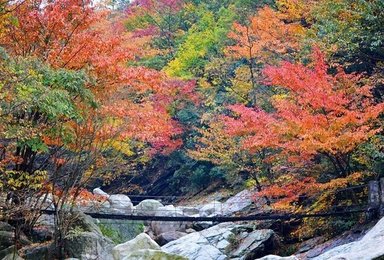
left=37, top=178, right=384, bottom=222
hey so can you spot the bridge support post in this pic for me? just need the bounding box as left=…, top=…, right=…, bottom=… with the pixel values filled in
left=367, top=180, right=380, bottom=221
left=379, top=178, right=384, bottom=217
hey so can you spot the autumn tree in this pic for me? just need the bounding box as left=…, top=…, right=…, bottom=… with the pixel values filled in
left=1, top=0, right=192, bottom=167
left=0, top=47, right=97, bottom=253
left=0, top=0, right=197, bottom=256
left=227, top=6, right=303, bottom=64
left=225, top=6, right=304, bottom=106
left=224, top=48, right=384, bottom=207
left=265, top=49, right=383, bottom=175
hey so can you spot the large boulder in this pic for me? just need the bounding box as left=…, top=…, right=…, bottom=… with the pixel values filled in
left=134, top=200, right=164, bottom=216
left=112, top=233, right=160, bottom=260
left=199, top=201, right=223, bottom=217
left=108, top=195, right=134, bottom=215
left=65, top=232, right=113, bottom=260
left=162, top=223, right=276, bottom=260
left=93, top=188, right=109, bottom=197
left=176, top=206, right=200, bottom=217
left=222, top=190, right=253, bottom=215
left=296, top=236, right=326, bottom=254
left=165, top=242, right=225, bottom=260
left=310, top=216, right=384, bottom=260
left=229, top=229, right=276, bottom=259
left=64, top=212, right=114, bottom=260
left=70, top=211, right=102, bottom=234
left=0, top=222, right=29, bottom=259
left=150, top=205, right=187, bottom=236
left=162, top=223, right=235, bottom=260
left=121, top=249, right=187, bottom=260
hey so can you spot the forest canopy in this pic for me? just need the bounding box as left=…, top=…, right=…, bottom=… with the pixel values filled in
left=0, top=0, right=383, bottom=255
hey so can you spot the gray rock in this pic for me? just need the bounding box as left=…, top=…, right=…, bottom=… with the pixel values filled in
left=176, top=206, right=200, bottom=216
left=230, top=229, right=276, bottom=259
left=0, top=246, right=15, bottom=260
left=0, top=223, right=14, bottom=232
left=311, top=216, right=384, bottom=260
left=164, top=242, right=225, bottom=260
left=134, top=200, right=164, bottom=216
left=30, top=193, right=54, bottom=211
left=108, top=195, right=134, bottom=215
left=0, top=231, right=30, bottom=251
left=65, top=231, right=114, bottom=260
left=185, top=228, right=196, bottom=234
left=71, top=211, right=102, bottom=234
left=222, top=190, right=253, bottom=215
left=121, top=249, right=187, bottom=260
left=23, top=244, right=52, bottom=260
left=162, top=222, right=276, bottom=260
left=297, top=236, right=325, bottom=254
left=257, top=256, right=298, bottom=260
left=93, top=188, right=109, bottom=197
left=156, top=231, right=187, bottom=246
left=193, top=221, right=215, bottom=231
left=112, top=233, right=160, bottom=260
left=36, top=214, right=54, bottom=228
left=151, top=205, right=187, bottom=236
left=162, top=223, right=236, bottom=260
left=64, top=212, right=114, bottom=260
left=199, top=201, right=223, bottom=217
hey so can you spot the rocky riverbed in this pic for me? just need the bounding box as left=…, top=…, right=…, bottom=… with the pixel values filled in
left=2, top=188, right=384, bottom=260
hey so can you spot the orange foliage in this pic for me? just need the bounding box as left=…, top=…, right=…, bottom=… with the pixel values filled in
left=226, top=48, right=384, bottom=208
left=226, top=6, right=304, bottom=63
left=101, top=68, right=196, bottom=154
left=263, top=48, right=384, bottom=161
left=1, top=0, right=153, bottom=91
left=227, top=48, right=384, bottom=163
left=259, top=172, right=365, bottom=210
left=1, top=0, right=197, bottom=155
left=102, top=101, right=183, bottom=154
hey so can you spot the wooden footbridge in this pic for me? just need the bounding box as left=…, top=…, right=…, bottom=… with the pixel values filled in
left=41, top=179, right=384, bottom=222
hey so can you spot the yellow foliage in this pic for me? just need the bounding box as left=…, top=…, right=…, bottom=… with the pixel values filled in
left=230, top=65, right=253, bottom=101
left=110, top=140, right=135, bottom=156
left=188, top=119, right=240, bottom=166
left=1, top=170, right=48, bottom=191
left=276, top=0, right=317, bottom=21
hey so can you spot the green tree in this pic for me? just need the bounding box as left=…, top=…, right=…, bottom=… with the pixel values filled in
left=165, top=5, right=235, bottom=79
left=309, top=0, right=384, bottom=71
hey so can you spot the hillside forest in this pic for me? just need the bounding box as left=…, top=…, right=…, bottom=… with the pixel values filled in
left=0, top=0, right=383, bottom=258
